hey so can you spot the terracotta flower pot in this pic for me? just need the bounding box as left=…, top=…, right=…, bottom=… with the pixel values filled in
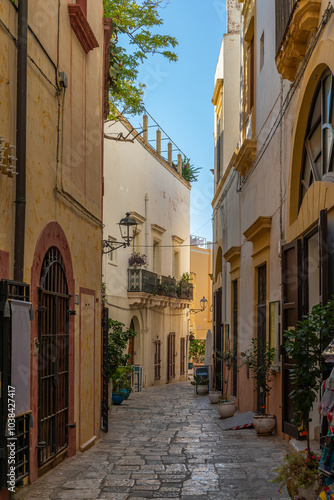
left=208, top=390, right=222, bottom=404
left=217, top=401, right=236, bottom=418
left=253, top=414, right=276, bottom=435
left=287, top=479, right=320, bottom=500
left=197, top=384, right=209, bottom=395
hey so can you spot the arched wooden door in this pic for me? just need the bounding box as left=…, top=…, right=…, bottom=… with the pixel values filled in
left=38, top=247, right=70, bottom=467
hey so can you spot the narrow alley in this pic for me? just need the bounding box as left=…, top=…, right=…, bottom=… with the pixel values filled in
left=14, top=383, right=290, bottom=500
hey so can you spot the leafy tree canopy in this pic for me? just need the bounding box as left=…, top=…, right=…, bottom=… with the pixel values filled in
left=103, top=0, right=178, bottom=117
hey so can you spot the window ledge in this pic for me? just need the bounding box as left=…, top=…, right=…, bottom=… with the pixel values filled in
left=68, top=4, right=99, bottom=54
left=275, top=0, right=321, bottom=81
left=234, top=139, right=257, bottom=177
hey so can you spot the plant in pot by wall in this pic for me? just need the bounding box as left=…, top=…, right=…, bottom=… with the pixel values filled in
left=271, top=449, right=321, bottom=500
left=108, top=318, right=137, bottom=405
left=216, top=349, right=238, bottom=418
left=242, top=338, right=276, bottom=435
left=191, top=375, right=209, bottom=395
left=189, top=338, right=206, bottom=364
left=283, top=300, right=334, bottom=454
left=128, top=252, right=147, bottom=268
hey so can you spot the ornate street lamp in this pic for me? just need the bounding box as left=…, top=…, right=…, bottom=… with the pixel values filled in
left=190, top=296, right=208, bottom=314
left=103, top=212, right=137, bottom=254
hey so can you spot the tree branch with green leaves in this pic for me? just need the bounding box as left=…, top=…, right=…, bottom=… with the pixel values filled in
left=103, top=0, right=178, bottom=118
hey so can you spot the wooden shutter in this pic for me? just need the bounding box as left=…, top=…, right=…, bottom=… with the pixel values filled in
left=319, top=210, right=329, bottom=306
left=275, top=0, right=292, bottom=55
left=281, top=239, right=302, bottom=438
left=167, top=333, right=175, bottom=381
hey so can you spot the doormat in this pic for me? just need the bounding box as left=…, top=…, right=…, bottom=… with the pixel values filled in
left=219, top=410, right=255, bottom=430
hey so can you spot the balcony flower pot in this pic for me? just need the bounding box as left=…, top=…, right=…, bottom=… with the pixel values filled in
left=208, top=390, right=222, bottom=404
left=253, top=413, right=276, bottom=435
left=217, top=398, right=237, bottom=419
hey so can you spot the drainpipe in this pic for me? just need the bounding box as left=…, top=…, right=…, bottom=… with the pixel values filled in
left=14, top=0, right=28, bottom=282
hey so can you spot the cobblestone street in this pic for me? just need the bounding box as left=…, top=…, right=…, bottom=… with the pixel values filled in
left=14, top=382, right=290, bottom=500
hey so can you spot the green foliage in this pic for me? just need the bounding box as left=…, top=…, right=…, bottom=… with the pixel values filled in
left=180, top=272, right=190, bottom=282
left=103, top=0, right=178, bottom=117
left=191, top=376, right=209, bottom=386
left=270, top=450, right=320, bottom=497
left=111, top=365, right=134, bottom=392
left=216, top=349, right=240, bottom=401
left=242, top=338, right=276, bottom=414
left=283, top=300, right=334, bottom=452
left=108, top=318, right=137, bottom=382
left=180, top=158, right=201, bottom=183
left=189, top=339, right=206, bottom=363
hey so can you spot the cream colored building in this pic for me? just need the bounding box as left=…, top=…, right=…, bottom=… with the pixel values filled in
left=0, top=0, right=108, bottom=496
left=103, top=115, right=192, bottom=388
left=213, top=0, right=334, bottom=443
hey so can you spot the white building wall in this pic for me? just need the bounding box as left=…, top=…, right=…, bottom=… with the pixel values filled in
left=103, top=118, right=191, bottom=388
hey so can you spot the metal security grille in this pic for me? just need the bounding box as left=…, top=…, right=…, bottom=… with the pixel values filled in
left=101, top=307, right=109, bottom=433
left=38, top=247, right=70, bottom=467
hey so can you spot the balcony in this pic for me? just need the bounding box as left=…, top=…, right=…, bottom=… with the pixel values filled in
left=275, top=0, right=321, bottom=81
left=127, top=269, right=193, bottom=309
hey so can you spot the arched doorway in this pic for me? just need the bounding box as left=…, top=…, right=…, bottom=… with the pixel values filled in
left=37, top=246, right=70, bottom=467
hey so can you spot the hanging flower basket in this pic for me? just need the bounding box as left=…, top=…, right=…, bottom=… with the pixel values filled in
left=128, top=252, right=147, bottom=268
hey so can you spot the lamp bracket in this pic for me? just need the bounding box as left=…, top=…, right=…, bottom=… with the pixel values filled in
left=102, top=240, right=127, bottom=254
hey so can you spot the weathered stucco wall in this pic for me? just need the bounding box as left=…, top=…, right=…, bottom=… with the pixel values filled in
left=0, top=0, right=104, bottom=489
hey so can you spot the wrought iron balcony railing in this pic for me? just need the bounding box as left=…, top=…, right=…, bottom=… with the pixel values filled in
left=128, top=269, right=193, bottom=301
left=128, top=268, right=158, bottom=294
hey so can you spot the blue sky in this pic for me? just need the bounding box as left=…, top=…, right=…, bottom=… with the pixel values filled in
left=125, top=0, right=227, bottom=243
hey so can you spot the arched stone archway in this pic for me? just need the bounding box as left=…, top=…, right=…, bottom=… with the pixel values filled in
left=30, top=222, right=75, bottom=481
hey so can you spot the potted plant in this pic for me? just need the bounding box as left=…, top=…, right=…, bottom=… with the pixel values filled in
left=283, top=300, right=334, bottom=454
left=242, top=338, right=276, bottom=435
left=108, top=318, right=137, bottom=406
left=191, top=375, right=209, bottom=395
left=189, top=338, right=206, bottom=364
left=270, top=449, right=321, bottom=499
left=216, top=349, right=238, bottom=418
left=128, top=252, right=147, bottom=268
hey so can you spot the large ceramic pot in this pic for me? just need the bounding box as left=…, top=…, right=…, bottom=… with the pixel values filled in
left=119, top=388, right=130, bottom=400
left=197, top=384, right=209, bottom=395
left=217, top=401, right=236, bottom=419
left=208, top=391, right=222, bottom=404
left=287, top=479, right=320, bottom=500
left=253, top=414, right=276, bottom=435
left=112, top=393, right=124, bottom=405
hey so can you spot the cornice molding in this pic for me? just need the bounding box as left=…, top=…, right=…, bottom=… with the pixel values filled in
left=234, top=139, right=257, bottom=178
left=244, top=216, right=272, bottom=243
left=212, top=78, right=223, bottom=106
left=68, top=4, right=99, bottom=54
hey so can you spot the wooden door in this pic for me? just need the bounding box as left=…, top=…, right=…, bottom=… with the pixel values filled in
left=281, top=239, right=302, bottom=438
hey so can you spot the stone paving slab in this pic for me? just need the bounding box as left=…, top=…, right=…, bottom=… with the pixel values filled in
left=13, top=382, right=290, bottom=499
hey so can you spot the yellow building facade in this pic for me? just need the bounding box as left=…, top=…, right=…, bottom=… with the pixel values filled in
left=190, top=240, right=213, bottom=341
left=0, top=1, right=107, bottom=495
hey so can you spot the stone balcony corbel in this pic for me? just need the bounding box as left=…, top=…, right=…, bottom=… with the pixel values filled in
left=276, top=0, right=322, bottom=81
left=234, top=139, right=257, bottom=178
